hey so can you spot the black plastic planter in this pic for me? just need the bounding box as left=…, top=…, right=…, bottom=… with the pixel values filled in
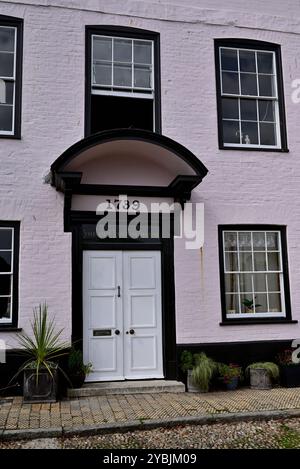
left=23, top=368, right=58, bottom=403
left=280, top=365, right=300, bottom=388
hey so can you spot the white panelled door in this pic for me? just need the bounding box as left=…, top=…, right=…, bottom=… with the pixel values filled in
left=83, top=250, right=163, bottom=381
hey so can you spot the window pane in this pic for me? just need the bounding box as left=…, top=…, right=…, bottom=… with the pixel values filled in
left=0, top=274, right=11, bottom=295
left=253, top=232, right=266, bottom=251
left=225, top=252, right=238, bottom=271
left=240, top=99, right=257, bottom=121
left=93, top=63, right=112, bottom=86
left=0, top=105, right=12, bottom=131
left=260, top=122, right=276, bottom=146
left=241, top=121, right=258, bottom=144
left=222, top=98, right=239, bottom=119
left=224, top=232, right=238, bottom=250
left=0, top=229, right=12, bottom=249
left=258, top=100, right=275, bottom=122
left=134, top=41, right=152, bottom=64
left=253, top=252, right=266, bottom=271
left=255, top=293, right=268, bottom=312
left=114, top=39, right=132, bottom=63
left=240, top=294, right=255, bottom=313
left=268, top=252, right=280, bottom=271
left=240, top=252, right=252, bottom=271
left=238, top=232, right=252, bottom=250
left=225, top=294, right=240, bottom=315
left=93, top=37, right=112, bottom=61
left=253, top=273, right=267, bottom=292
left=0, top=52, right=14, bottom=78
left=221, top=48, right=238, bottom=71
left=267, top=232, right=279, bottom=250
left=257, top=52, right=274, bottom=74
left=0, top=80, right=14, bottom=105
left=268, top=293, right=282, bottom=312
left=134, top=65, right=151, bottom=88
left=239, top=273, right=252, bottom=292
left=239, top=50, right=256, bottom=72
left=258, top=75, right=275, bottom=97
left=222, top=72, right=239, bottom=94
left=240, top=73, right=257, bottom=95
left=267, top=273, right=280, bottom=292
left=0, top=297, right=10, bottom=319
left=222, top=120, right=240, bottom=144
left=0, top=27, right=15, bottom=52
left=113, top=64, right=132, bottom=87
left=0, top=251, right=11, bottom=272
left=225, top=273, right=238, bottom=292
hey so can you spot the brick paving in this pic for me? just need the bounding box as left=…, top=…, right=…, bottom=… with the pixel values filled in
left=1, top=387, right=300, bottom=432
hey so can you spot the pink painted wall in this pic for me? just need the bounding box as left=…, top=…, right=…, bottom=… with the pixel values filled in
left=1, top=0, right=300, bottom=346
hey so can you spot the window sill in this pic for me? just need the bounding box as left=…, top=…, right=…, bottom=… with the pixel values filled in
left=0, top=134, right=21, bottom=140
left=0, top=327, right=22, bottom=332
left=220, top=319, right=298, bottom=326
left=219, top=145, right=289, bottom=153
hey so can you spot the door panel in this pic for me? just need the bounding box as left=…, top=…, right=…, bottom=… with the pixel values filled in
left=83, top=251, right=123, bottom=381
left=83, top=250, right=163, bottom=381
left=123, top=251, right=163, bottom=379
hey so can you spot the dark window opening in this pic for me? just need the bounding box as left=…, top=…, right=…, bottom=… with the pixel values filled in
left=91, top=95, right=154, bottom=133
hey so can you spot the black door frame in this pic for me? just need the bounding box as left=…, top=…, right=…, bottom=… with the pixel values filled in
left=70, top=211, right=177, bottom=380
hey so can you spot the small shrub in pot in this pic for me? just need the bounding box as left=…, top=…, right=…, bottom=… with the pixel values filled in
left=246, top=362, right=279, bottom=389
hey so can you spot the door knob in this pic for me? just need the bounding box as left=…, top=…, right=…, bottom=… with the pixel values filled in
left=126, top=329, right=135, bottom=335
left=115, top=329, right=120, bottom=335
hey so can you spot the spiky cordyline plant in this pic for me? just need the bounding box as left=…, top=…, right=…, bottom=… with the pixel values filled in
left=12, top=303, right=69, bottom=383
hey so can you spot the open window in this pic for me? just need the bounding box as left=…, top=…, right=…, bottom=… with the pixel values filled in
left=85, top=26, right=161, bottom=136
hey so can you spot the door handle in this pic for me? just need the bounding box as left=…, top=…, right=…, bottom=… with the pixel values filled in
left=117, top=286, right=121, bottom=297
left=115, top=329, right=120, bottom=335
left=126, top=329, right=135, bottom=335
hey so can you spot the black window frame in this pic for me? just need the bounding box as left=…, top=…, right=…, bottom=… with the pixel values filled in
left=85, top=25, right=162, bottom=137
left=0, top=15, right=23, bottom=139
left=214, top=39, right=288, bottom=152
left=0, top=221, right=20, bottom=330
left=218, top=225, right=295, bottom=326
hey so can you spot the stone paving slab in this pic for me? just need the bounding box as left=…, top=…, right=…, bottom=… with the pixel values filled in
left=1, top=387, right=300, bottom=436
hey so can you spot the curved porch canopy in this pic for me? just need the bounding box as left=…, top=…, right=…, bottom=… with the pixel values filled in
left=50, top=129, right=208, bottom=202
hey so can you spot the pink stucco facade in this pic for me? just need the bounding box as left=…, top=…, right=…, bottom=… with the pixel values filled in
left=1, top=0, right=300, bottom=349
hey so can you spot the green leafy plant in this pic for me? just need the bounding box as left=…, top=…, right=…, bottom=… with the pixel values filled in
left=246, top=362, right=279, bottom=381
left=218, top=363, right=243, bottom=384
left=191, top=352, right=218, bottom=392
left=242, top=297, right=261, bottom=311
left=68, top=347, right=92, bottom=376
left=180, top=350, right=194, bottom=372
left=11, top=303, right=69, bottom=383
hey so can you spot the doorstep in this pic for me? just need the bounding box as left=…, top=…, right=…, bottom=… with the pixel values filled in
left=67, top=380, right=185, bottom=398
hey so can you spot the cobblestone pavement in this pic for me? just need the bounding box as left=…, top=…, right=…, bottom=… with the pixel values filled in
left=1, top=387, right=300, bottom=432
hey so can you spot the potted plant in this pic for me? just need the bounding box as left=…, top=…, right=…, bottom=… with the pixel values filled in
left=68, top=347, right=92, bottom=388
left=276, top=349, right=300, bottom=388
left=242, top=297, right=261, bottom=313
left=218, top=363, right=242, bottom=390
left=180, top=350, right=195, bottom=392
left=12, top=303, right=69, bottom=403
left=246, top=362, right=279, bottom=389
left=190, top=352, right=218, bottom=393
